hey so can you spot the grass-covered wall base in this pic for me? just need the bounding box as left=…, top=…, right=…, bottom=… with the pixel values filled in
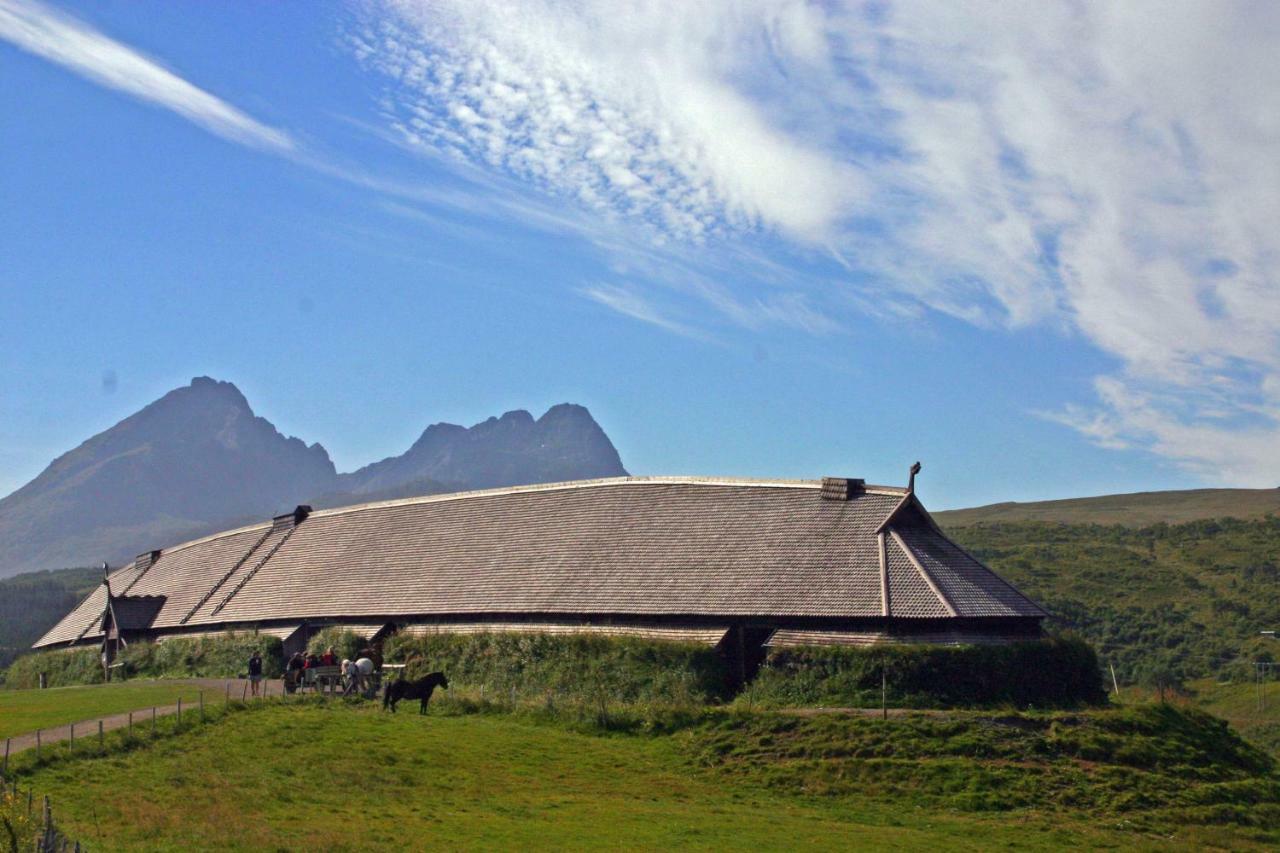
left=4, top=632, right=284, bottom=688
left=384, top=631, right=733, bottom=708
left=746, top=636, right=1107, bottom=709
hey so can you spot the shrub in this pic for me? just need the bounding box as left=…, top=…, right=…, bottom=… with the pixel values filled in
left=3, top=647, right=104, bottom=689
left=383, top=631, right=732, bottom=709
left=306, top=627, right=366, bottom=663
left=117, top=633, right=284, bottom=680
left=3, top=632, right=284, bottom=687
left=747, top=635, right=1107, bottom=709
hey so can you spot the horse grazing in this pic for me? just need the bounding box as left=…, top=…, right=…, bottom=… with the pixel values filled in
left=383, top=671, right=449, bottom=714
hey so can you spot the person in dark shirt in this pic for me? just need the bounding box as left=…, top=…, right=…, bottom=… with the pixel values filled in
left=247, top=651, right=263, bottom=697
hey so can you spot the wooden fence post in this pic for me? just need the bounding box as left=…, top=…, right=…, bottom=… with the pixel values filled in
left=128, top=711, right=133, bottom=738
left=151, top=707, right=157, bottom=737
left=177, top=698, right=182, bottom=730
left=98, top=719, right=104, bottom=752
left=69, top=723, right=74, bottom=749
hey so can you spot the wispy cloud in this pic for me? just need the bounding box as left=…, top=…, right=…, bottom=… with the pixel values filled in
left=580, top=284, right=706, bottom=340
left=353, top=0, right=1280, bottom=484
left=0, top=0, right=293, bottom=152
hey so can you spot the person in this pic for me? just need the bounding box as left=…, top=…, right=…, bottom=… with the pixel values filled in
left=320, top=646, right=338, bottom=666
left=343, top=658, right=363, bottom=696
left=304, top=651, right=319, bottom=669
left=247, top=650, right=263, bottom=697
left=285, top=652, right=305, bottom=693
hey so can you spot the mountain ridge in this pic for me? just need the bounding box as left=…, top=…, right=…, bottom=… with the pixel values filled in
left=0, top=377, right=626, bottom=578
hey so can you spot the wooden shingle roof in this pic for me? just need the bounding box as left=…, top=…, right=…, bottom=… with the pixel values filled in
left=33, top=477, right=1044, bottom=649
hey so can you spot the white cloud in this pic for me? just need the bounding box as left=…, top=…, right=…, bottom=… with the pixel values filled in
left=353, top=0, right=1280, bottom=485
left=580, top=284, right=705, bottom=339
left=0, top=0, right=293, bottom=152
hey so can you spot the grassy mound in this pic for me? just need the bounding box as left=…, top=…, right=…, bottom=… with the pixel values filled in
left=9, top=697, right=1279, bottom=849
left=683, top=704, right=1277, bottom=825
left=746, top=636, right=1106, bottom=709
left=4, top=632, right=283, bottom=689
left=385, top=631, right=732, bottom=708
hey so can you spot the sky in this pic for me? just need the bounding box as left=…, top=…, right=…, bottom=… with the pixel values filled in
left=1, top=0, right=1278, bottom=510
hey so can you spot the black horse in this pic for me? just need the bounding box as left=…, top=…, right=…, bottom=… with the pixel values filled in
left=383, top=671, right=449, bottom=714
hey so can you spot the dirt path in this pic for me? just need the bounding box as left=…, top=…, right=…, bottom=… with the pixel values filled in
left=2, top=678, right=285, bottom=757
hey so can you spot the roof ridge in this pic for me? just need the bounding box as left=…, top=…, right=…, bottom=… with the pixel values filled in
left=306, top=475, right=908, bottom=520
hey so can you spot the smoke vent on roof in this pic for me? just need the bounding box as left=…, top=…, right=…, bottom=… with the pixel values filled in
left=271, top=505, right=312, bottom=532
left=820, top=478, right=865, bottom=501
left=134, top=550, right=161, bottom=571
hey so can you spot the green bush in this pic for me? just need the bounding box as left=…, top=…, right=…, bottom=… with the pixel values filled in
left=306, top=627, right=366, bottom=663
left=3, top=632, right=284, bottom=687
left=117, top=633, right=283, bottom=680
left=384, top=631, right=732, bottom=709
left=3, top=647, right=104, bottom=689
left=747, top=636, right=1107, bottom=709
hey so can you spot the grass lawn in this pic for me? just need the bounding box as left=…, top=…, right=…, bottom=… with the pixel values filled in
left=17, top=701, right=1280, bottom=851
left=0, top=680, right=219, bottom=738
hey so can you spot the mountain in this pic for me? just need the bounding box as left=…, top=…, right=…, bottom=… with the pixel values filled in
left=338, top=404, right=627, bottom=496
left=0, top=378, right=627, bottom=579
left=934, top=488, right=1280, bottom=528
left=0, top=377, right=337, bottom=578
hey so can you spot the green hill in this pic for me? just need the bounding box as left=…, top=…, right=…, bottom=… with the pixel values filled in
left=936, top=488, right=1280, bottom=527
left=0, top=566, right=100, bottom=672
left=947, top=517, right=1280, bottom=683
left=8, top=696, right=1279, bottom=848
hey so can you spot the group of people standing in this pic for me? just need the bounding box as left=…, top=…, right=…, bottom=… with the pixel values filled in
left=278, top=645, right=377, bottom=696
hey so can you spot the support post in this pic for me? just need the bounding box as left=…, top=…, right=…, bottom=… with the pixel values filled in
left=177, top=697, right=182, bottom=729
left=69, top=723, right=74, bottom=748
left=1110, top=662, right=1121, bottom=698
left=881, top=663, right=888, bottom=721
left=128, top=711, right=133, bottom=738
left=98, top=719, right=104, bottom=751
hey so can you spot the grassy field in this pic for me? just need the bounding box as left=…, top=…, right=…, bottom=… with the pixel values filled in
left=0, top=680, right=218, bottom=739
left=935, top=487, right=1280, bottom=527
left=8, top=695, right=1280, bottom=851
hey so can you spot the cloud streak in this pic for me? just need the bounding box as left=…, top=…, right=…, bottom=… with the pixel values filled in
left=355, top=0, right=1280, bottom=485
left=0, top=0, right=293, bottom=152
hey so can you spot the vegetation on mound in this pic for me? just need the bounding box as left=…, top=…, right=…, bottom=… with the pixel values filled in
left=948, top=516, right=1280, bottom=682
left=7, top=695, right=1279, bottom=849
left=4, top=633, right=283, bottom=689
left=680, top=704, right=1278, bottom=826
left=746, top=636, right=1105, bottom=709
left=386, top=631, right=733, bottom=707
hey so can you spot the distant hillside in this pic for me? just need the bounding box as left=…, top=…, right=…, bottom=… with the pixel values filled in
left=0, top=566, right=101, bottom=672
left=947, top=516, right=1280, bottom=684
left=936, top=488, right=1280, bottom=528
left=0, top=377, right=627, bottom=578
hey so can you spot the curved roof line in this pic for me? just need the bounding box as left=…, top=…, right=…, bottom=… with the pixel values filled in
left=137, top=476, right=909, bottom=559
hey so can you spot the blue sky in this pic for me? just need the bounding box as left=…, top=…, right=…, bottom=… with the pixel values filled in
left=2, top=0, right=1277, bottom=509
